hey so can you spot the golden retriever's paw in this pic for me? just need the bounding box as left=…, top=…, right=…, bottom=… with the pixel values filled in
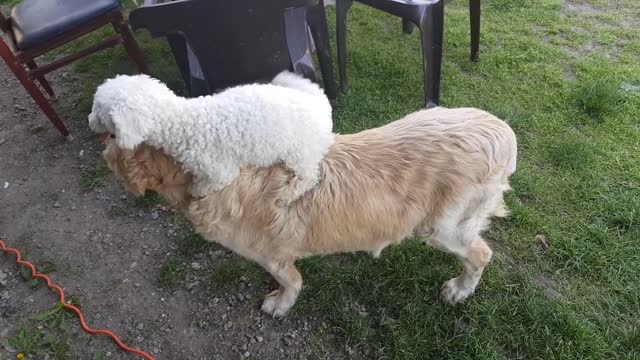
left=440, top=278, right=475, bottom=305
left=261, top=289, right=294, bottom=317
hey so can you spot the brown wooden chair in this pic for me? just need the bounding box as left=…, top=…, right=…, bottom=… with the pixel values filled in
left=0, top=0, right=147, bottom=138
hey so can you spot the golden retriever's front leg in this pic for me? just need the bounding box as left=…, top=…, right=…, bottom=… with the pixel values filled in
left=259, top=259, right=302, bottom=317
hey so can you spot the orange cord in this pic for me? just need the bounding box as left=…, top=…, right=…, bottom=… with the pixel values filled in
left=0, top=239, right=154, bottom=360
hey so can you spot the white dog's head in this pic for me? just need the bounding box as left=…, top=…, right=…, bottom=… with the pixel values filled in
left=88, top=74, right=175, bottom=149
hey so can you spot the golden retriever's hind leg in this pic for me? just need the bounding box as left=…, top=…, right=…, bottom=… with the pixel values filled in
left=426, top=188, right=497, bottom=304
left=260, top=259, right=302, bottom=317
left=439, top=237, right=492, bottom=304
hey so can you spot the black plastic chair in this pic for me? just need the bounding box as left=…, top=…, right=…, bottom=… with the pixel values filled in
left=336, top=0, right=481, bottom=108
left=130, top=0, right=337, bottom=98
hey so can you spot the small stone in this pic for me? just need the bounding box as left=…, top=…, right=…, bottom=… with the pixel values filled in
left=346, top=345, right=355, bottom=356
left=94, top=313, right=103, bottom=320
left=53, top=201, right=61, bottom=208
left=237, top=293, right=245, bottom=301
left=283, top=337, right=293, bottom=347
left=244, top=351, right=251, bottom=357
left=130, top=262, right=138, bottom=269
left=256, top=336, right=264, bottom=343
left=15, top=104, right=26, bottom=111
left=191, top=262, right=202, bottom=270
left=134, top=283, right=141, bottom=288
left=151, top=211, right=159, bottom=220
left=20, top=268, right=31, bottom=281
left=121, top=195, right=127, bottom=200
left=137, top=323, right=144, bottom=331
left=535, top=235, right=550, bottom=251
left=231, top=345, right=239, bottom=353
left=71, top=205, right=77, bottom=210
left=240, top=344, right=248, bottom=351
left=3, top=306, right=18, bottom=317
left=29, top=124, right=44, bottom=134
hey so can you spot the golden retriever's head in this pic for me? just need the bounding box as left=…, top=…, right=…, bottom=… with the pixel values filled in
left=103, top=140, right=193, bottom=207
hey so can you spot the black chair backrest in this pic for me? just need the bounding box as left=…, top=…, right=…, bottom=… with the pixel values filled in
left=129, top=0, right=318, bottom=93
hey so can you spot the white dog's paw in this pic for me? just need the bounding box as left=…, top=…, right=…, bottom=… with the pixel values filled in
left=440, top=278, right=476, bottom=305
left=261, top=290, right=294, bottom=318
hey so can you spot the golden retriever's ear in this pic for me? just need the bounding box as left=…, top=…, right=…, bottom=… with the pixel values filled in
left=119, top=148, right=161, bottom=196
left=122, top=156, right=149, bottom=196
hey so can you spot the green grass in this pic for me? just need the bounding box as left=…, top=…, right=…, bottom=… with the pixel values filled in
left=79, top=163, right=111, bottom=189
left=8, top=302, right=76, bottom=359
left=0, top=0, right=21, bottom=8
left=25, top=0, right=640, bottom=358
left=157, top=215, right=212, bottom=288
left=133, top=191, right=165, bottom=209
left=571, top=79, right=623, bottom=119
left=158, top=258, right=190, bottom=287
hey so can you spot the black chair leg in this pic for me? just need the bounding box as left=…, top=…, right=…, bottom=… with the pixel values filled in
left=307, top=2, right=338, bottom=99
left=402, top=18, right=414, bottom=34
left=166, top=33, right=192, bottom=95
left=419, top=1, right=444, bottom=108
left=470, top=0, right=481, bottom=62
left=336, top=0, right=353, bottom=92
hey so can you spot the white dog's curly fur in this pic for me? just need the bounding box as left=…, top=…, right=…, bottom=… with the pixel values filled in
left=88, top=71, right=333, bottom=204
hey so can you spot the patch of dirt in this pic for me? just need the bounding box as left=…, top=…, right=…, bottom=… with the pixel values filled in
left=532, top=274, right=562, bottom=300
left=0, top=61, right=350, bottom=358
left=550, top=1, right=630, bottom=61
left=560, top=1, right=605, bottom=17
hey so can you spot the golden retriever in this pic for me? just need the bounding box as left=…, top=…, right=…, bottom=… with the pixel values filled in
left=102, top=107, right=517, bottom=316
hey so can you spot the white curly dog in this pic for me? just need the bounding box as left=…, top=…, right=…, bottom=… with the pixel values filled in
left=88, top=71, right=333, bottom=205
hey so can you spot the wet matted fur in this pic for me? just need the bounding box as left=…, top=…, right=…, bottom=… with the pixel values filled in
left=102, top=107, right=517, bottom=316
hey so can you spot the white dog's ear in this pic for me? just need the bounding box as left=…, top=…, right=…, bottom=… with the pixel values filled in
left=87, top=112, right=107, bottom=134
left=110, top=107, right=149, bottom=150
